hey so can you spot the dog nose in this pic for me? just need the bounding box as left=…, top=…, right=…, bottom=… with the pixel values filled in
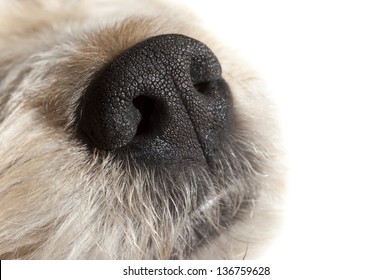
left=79, top=34, right=231, bottom=164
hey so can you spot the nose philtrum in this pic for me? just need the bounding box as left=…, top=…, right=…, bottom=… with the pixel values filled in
left=79, top=34, right=232, bottom=164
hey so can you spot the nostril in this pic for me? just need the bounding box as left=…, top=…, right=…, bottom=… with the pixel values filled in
left=193, top=81, right=211, bottom=95
left=132, top=96, right=159, bottom=137
left=190, top=51, right=223, bottom=97
left=193, top=80, right=224, bottom=96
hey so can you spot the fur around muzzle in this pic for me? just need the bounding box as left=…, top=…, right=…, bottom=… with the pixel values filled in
left=0, top=0, right=283, bottom=259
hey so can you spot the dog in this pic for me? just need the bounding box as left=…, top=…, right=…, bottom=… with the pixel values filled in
left=0, top=0, right=283, bottom=259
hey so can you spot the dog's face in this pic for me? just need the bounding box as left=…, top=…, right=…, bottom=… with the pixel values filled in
left=0, top=0, right=282, bottom=259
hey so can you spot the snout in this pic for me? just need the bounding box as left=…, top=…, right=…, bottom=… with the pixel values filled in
left=79, top=34, right=232, bottom=164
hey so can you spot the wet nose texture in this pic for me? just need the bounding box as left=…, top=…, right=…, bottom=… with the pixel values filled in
left=79, top=34, right=232, bottom=165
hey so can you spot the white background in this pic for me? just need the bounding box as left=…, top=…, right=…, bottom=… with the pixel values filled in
left=177, top=0, right=391, bottom=278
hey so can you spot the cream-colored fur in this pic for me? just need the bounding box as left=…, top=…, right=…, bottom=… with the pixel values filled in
left=0, top=0, right=283, bottom=259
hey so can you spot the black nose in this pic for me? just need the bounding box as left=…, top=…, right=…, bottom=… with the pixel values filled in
left=79, top=34, right=231, bottom=164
